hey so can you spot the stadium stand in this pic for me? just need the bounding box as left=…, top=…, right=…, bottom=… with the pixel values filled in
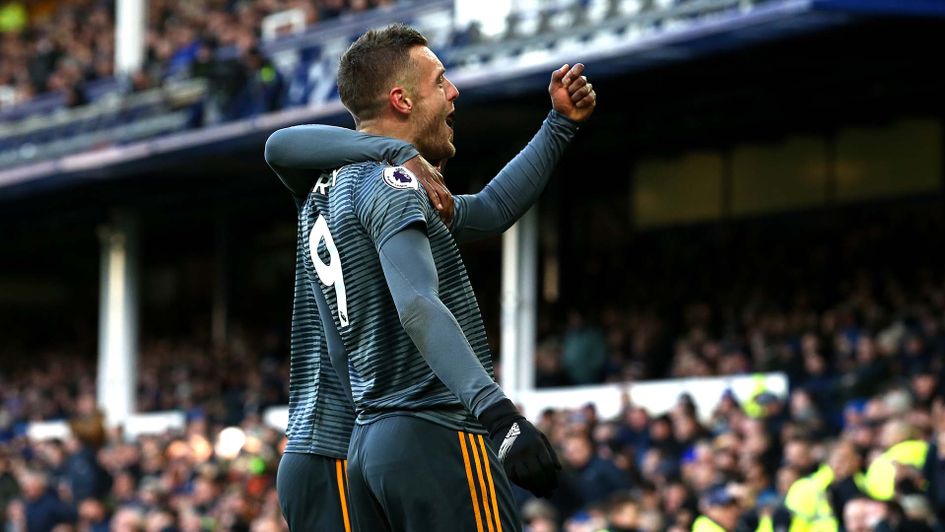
left=0, top=0, right=803, bottom=174
left=3, top=204, right=945, bottom=530
left=0, top=0, right=399, bottom=108
left=2, top=0, right=945, bottom=531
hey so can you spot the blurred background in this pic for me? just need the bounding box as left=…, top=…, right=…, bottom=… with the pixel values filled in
left=1, top=0, right=945, bottom=530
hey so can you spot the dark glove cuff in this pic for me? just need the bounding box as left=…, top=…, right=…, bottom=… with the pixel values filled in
left=478, top=398, right=523, bottom=438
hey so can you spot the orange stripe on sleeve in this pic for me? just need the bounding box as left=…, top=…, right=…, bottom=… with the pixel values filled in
left=468, top=433, right=495, bottom=532
left=477, top=434, right=504, bottom=532
left=335, top=459, right=352, bottom=532
left=459, top=432, right=485, bottom=532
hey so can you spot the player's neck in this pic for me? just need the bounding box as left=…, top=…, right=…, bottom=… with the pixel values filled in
left=358, top=117, right=417, bottom=148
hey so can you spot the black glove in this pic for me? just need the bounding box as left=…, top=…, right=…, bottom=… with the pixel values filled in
left=478, top=399, right=561, bottom=498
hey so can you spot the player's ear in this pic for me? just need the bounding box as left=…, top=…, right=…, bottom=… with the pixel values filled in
left=389, top=86, right=412, bottom=115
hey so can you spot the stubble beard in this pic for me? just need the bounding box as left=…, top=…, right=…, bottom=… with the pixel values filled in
left=414, top=109, right=456, bottom=163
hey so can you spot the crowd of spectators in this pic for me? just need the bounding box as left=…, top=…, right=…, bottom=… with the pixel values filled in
left=0, top=0, right=112, bottom=108
left=520, top=208, right=945, bottom=530
left=0, top=0, right=716, bottom=115
left=0, top=328, right=288, bottom=433
left=0, top=330, right=290, bottom=531
left=0, top=394, right=289, bottom=531
left=536, top=267, right=945, bottom=413
left=5, top=275, right=945, bottom=530
left=2, top=206, right=945, bottom=530
left=528, top=293, right=945, bottom=530
left=537, top=204, right=945, bottom=387
left=0, top=0, right=397, bottom=111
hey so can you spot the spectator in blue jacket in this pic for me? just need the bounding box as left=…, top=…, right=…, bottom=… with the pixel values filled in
left=20, top=469, right=76, bottom=532
left=563, top=432, right=631, bottom=507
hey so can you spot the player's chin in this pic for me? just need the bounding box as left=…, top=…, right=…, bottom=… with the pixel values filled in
left=433, top=137, right=456, bottom=161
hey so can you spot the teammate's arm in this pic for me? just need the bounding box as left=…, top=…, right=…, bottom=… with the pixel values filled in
left=264, top=125, right=453, bottom=222
left=378, top=227, right=560, bottom=497
left=265, top=125, right=419, bottom=199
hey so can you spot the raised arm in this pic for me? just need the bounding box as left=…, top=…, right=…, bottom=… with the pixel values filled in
left=378, top=227, right=560, bottom=497
left=450, top=63, right=596, bottom=242
left=265, top=125, right=418, bottom=200
left=451, top=110, right=579, bottom=241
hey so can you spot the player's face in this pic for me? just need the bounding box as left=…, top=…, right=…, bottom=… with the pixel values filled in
left=409, top=46, right=459, bottom=164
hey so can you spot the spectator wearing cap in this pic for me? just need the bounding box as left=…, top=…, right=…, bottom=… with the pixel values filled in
left=738, top=489, right=792, bottom=532
left=692, top=486, right=739, bottom=531
left=842, top=400, right=867, bottom=431
left=754, top=392, right=788, bottom=442
left=708, top=389, right=742, bottom=436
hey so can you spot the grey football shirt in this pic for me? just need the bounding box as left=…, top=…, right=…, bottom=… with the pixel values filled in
left=275, top=135, right=418, bottom=458
left=273, top=110, right=579, bottom=451
left=306, top=162, right=493, bottom=432
left=284, top=208, right=356, bottom=457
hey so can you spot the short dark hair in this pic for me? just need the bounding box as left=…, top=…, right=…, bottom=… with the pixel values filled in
left=337, top=23, right=428, bottom=123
